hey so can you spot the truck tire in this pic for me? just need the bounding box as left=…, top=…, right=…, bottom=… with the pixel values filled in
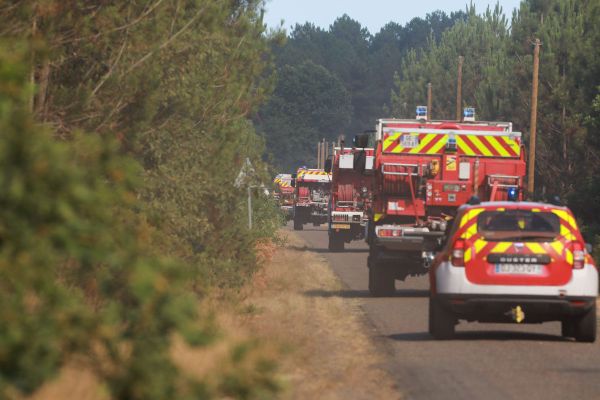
left=293, top=216, right=303, bottom=231
left=573, top=303, right=596, bottom=343
left=429, top=296, right=455, bottom=339
left=328, top=232, right=344, bottom=251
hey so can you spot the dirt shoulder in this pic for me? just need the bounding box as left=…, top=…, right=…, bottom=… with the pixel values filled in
left=241, top=230, right=401, bottom=400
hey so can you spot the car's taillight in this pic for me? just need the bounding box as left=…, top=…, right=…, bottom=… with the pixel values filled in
left=451, top=239, right=465, bottom=267
left=572, top=241, right=585, bottom=269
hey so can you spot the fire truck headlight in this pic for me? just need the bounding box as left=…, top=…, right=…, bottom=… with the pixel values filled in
left=508, top=187, right=518, bottom=201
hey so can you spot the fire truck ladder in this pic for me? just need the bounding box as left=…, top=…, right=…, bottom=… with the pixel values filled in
left=487, top=174, right=521, bottom=201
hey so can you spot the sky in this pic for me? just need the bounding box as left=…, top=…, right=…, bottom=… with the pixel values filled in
left=263, top=0, right=523, bottom=34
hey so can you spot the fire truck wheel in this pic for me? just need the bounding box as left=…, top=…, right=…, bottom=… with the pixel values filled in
left=429, top=296, right=455, bottom=339
left=328, top=233, right=344, bottom=251
left=293, top=217, right=303, bottom=231
left=368, top=264, right=395, bottom=296
left=572, top=303, right=596, bottom=343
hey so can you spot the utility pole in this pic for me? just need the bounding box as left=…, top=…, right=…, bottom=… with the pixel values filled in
left=456, top=56, right=464, bottom=121
left=247, top=187, right=252, bottom=230
left=527, top=39, right=541, bottom=197
left=427, top=82, right=433, bottom=120
left=321, top=138, right=326, bottom=169
left=317, top=141, right=321, bottom=169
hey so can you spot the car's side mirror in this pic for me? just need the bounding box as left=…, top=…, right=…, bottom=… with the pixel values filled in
left=324, top=158, right=332, bottom=173
left=586, top=243, right=593, bottom=254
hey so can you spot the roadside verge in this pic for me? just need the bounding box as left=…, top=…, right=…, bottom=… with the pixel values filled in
left=239, top=230, right=401, bottom=399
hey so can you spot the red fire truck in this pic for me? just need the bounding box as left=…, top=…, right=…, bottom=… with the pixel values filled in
left=327, top=142, right=375, bottom=251
left=364, top=111, right=526, bottom=296
left=292, top=168, right=332, bottom=230
left=274, top=174, right=294, bottom=221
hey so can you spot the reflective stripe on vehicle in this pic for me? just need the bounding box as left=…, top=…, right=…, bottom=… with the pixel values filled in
left=382, top=132, right=520, bottom=157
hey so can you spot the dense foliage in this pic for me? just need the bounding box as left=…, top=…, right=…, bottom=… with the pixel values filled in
left=0, top=0, right=282, bottom=398
left=257, top=11, right=466, bottom=171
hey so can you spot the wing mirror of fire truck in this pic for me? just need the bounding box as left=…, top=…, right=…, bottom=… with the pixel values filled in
left=324, top=158, right=333, bottom=173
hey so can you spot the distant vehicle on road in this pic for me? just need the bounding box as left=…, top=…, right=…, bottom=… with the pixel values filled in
left=291, top=168, right=331, bottom=230
left=429, top=201, right=598, bottom=342
left=274, top=174, right=294, bottom=221
left=326, top=138, right=375, bottom=251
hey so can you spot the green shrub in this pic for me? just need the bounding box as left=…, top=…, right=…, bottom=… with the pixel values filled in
left=0, top=43, right=280, bottom=400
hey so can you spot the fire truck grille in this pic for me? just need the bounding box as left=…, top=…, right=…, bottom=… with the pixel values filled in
left=332, top=214, right=349, bottom=222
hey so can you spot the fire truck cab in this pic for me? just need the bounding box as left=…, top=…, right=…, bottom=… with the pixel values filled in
left=366, top=112, right=526, bottom=296
left=291, top=168, right=331, bottom=231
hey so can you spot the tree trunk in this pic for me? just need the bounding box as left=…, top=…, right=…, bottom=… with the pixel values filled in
left=29, top=17, right=37, bottom=113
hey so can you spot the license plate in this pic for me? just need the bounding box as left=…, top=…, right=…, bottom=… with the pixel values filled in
left=400, top=134, right=419, bottom=148
left=332, top=224, right=350, bottom=229
left=494, top=264, right=544, bottom=275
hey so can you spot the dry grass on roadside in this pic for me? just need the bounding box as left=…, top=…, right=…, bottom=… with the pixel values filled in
left=28, top=364, right=109, bottom=400
left=238, top=230, right=401, bottom=400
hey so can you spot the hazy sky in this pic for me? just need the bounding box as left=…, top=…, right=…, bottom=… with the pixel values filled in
left=263, top=0, right=523, bottom=34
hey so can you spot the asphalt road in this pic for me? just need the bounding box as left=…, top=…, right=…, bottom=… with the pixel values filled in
left=292, top=223, right=600, bottom=400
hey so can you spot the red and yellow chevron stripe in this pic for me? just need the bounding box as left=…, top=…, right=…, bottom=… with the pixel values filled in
left=382, top=132, right=520, bottom=158
left=297, top=169, right=330, bottom=178
left=455, top=206, right=581, bottom=264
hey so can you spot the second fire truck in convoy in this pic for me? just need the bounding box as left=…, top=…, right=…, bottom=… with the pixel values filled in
left=291, top=168, right=331, bottom=230
left=273, top=174, right=294, bottom=221
left=326, top=138, right=375, bottom=251
left=364, top=108, right=527, bottom=296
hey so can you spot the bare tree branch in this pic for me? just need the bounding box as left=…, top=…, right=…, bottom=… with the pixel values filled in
left=90, top=35, right=129, bottom=98
left=125, top=4, right=210, bottom=75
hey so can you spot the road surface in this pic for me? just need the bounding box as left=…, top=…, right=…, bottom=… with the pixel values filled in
left=292, top=224, right=600, bottom=400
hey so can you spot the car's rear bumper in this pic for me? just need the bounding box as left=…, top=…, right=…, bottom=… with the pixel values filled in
left=435, top=262, right=598, bottom=298
left=436, top=294, right=596, bottom=322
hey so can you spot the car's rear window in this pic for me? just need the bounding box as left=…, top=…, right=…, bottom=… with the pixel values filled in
left=477, top=210, right=560, bottom=241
